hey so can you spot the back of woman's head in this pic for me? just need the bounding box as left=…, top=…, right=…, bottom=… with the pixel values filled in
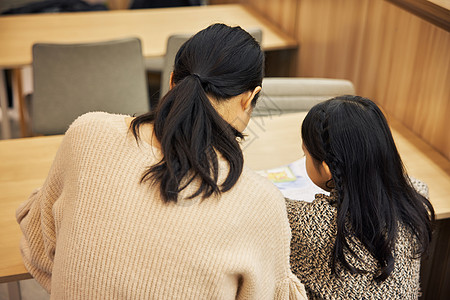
left=171, top=23, right=264, bottom=99
left=302, top=95, right=434, bottom=281
left=131, top=23, right=264, bottom=203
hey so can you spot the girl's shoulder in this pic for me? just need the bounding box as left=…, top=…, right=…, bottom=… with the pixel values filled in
left=285, top=193, right=337, bottom=227
left=286, top=193, right=336, bottom=214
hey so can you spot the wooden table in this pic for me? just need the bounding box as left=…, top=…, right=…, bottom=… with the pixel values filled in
left=0, top=4, right=296, bottom=68
left=1, top=112, right=449, bottom=295
left=0, top=4, right=297, bottom=138
left=244, top=113, right=450, bottom=217
left=245, top=112, right=450, bottom=299
left=0, top=135, right=61, bottom=283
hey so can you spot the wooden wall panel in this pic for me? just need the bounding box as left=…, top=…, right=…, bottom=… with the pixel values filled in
left=350, top=1, right=450, bottom=160
left=212, top=0, right=450, bottom=160
left=297, top=0, right=450, bottom=160
left=297, top=0, right=370, bottom=80
left=211, top=0, right=298, bottom=37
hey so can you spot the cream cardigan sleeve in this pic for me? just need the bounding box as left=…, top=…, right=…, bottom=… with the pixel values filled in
left=16, top=128, right=73, bottom=293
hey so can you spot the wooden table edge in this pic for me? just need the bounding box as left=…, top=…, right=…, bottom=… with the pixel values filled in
left=0, top=272, right=32, bottom=284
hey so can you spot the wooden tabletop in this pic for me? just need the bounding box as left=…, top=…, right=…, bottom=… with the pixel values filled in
left=1, top=112, right=449, bottom=283
left=243, top=113, right=450, bottom=220
left=0, top=4, right=297, bottom=68
left=0, top=135, right=61, bottom=283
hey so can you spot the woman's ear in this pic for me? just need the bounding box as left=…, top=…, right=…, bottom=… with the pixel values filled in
left=242, top=86, right=262, bottom=111
left=169, top=72, right=175, bottom=90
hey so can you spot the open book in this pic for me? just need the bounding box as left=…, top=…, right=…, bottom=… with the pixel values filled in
left=256, top=157, right=329, bottom=202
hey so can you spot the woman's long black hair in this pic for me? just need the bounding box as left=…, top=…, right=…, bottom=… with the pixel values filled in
left=301, top=95, right=435, bottom=281
left=131, top=23, right=264, bottom=203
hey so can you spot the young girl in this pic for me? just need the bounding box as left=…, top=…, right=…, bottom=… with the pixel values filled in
left=287, top=95, right=434, bottom=299
left=16, top=24, right=307, bottom=299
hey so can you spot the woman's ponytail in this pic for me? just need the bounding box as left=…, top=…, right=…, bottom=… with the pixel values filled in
left=153, top=75, right=244, bottom=202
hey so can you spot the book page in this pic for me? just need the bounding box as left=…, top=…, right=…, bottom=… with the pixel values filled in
left=257, top=157, right=329, bottom=202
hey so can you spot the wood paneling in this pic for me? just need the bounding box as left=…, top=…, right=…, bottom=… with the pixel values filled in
left=386, top=0, right=450, bottom=31
left=211, top=0, right=298, bottom=37
left=211, top=0, right=450, bottom=161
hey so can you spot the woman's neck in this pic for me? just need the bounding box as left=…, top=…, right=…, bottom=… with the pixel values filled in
left=125, top=117, right=161, bottom=149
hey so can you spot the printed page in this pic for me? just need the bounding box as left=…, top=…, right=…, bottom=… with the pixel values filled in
left=257, top=157, right=329, bottom=202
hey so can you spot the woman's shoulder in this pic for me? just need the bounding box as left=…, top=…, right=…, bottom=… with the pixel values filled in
left=225, top=166, right=288, bottom=217
left=240, top=166, right=285, bottom=198
left=69, top=111, right=128, bottom=131
left=60, top=112, right=131, bottom=153
left=64, top=112, right=129, bottom=140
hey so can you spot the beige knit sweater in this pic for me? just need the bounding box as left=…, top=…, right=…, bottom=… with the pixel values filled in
left=16, top=112, right=307, bottom=300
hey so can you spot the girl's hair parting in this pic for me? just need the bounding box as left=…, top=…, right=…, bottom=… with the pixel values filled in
left=131, top=23, right=264, bottom=203
left=301, top=95, right=435, bottom=281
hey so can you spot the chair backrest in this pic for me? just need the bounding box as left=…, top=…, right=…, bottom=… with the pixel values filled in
left=0, top=0, right=37, bottom=13
left=130, top=0, right=204, bottom=9
left=248, top=28, right=262, bottom=46
left=159, top=28, right=263, bottom=99
left=160, top=34, right=193, bottom=97
left=32, top=37, right=149, bottom=135
left=253, top=77, right=356, bottom=116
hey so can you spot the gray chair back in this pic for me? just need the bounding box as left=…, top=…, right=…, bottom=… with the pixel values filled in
left=248, top=28, right=262, bottom=45
left=32, top=38, right=149, bottom=135
left=253, top=77, right=355, bottom=116
left=160, top=34, right=193, bottom=97
left=0, top=0, right=38, bottom=13
left=159, top=28, right=263, bottom=99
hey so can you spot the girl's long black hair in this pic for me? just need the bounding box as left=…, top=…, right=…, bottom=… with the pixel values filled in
left=301, top=95, right=435, bottom=281
left=131, top=23, right=264, bottom=203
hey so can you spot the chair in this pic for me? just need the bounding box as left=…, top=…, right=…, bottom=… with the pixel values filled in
left=130, top=0, right=204, bottom=9
left=253, top=77, right=355, bottom=116
left=31, top=37, right=149, bottom=135
left=159, top=34, right=193, bottom=97
left=158, top=28, right=263, bottom=99
left=135, top=0, right=206, bottom=74
left=0, top=0, right=38, bottom=13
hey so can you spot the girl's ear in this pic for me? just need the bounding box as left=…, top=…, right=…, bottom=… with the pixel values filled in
left=321, top=161, right=335, bottom=191
left=321, top=161, right=333, bottom=181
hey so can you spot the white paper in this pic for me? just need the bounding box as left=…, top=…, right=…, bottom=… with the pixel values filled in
left=257, top=157, right=329, bottom=202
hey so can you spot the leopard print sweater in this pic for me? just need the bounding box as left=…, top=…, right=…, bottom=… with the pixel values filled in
left=286, top=178, right=428, bottom=300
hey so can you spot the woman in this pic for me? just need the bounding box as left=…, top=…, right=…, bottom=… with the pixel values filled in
left=16, top=24, right=307, bottom=299
left=287, top=95, right=434, bottom=299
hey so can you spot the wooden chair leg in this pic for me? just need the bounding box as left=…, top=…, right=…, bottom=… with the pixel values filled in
left=12, top=68, right=30, bottom=137
left=7, top=281, right=22, bottom=300
left=0, top=69, right=12, bottom=139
